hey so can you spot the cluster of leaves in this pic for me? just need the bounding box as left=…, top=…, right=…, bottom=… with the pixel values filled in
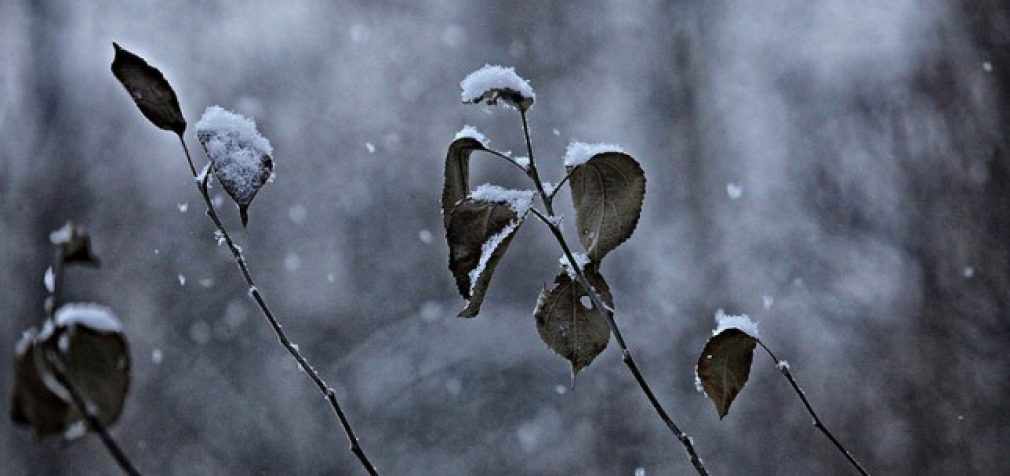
left=10, top=223, right=131, bottom=441
left=441, top=69, right=646, bottom=376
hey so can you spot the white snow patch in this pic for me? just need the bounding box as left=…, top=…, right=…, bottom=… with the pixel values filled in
left=63, top=421, right=87, bottom=441
left=983, top=61, right=993, bottom=73
left=177, top=202, right=189, bottom=213
left=43, top=267, right=55, bottom=292
left=762, top=295, right=774, bottom=310
left=635, top=468, right=647, bottom=476
left=554, top=384, right=567, bottom=395
left=55, top=303, right=122, bottom=333
left=514, top=156, right=530, bottom=170
left=468, top=184, right=534, bottom=215
left=49, top=223, right=73, bottom=245
left=552, top=128, right=560, bottom=136
left=151, top=348, right=164, bottom=364
left=541, top=181, right=555, bottom=196
left=726, top=183, right=743, bottom=199
left=559, top=252, right=590, bottom=279
left=365, top=142, right=376, bottom=154
left=713, top=309, right=760, bottom=338
left=460, top=64, right=535, bottom=108
left=963, top=266, right=975, bottom=278
left=326, top=273, right=336, bottom=283
left=288, top=204, right=308, bottom=225
left=563, top=142, right=624, bottom=168
left=453, top=125, right=489, bottom=147
left=177, top=274, right=187, bottom=286
left=694, top=366, right=705, bottom=393
left=418, top=229, right=433, bottom=244
left=214, top=230, right=226, bottom=246
left=467, top=220, right=521, bottom=298
left=776, top=360, right=790, bottom=371
left=196, top=106, right=274, bottom=204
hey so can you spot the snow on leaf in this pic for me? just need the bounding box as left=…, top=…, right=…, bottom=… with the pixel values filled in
left=460, top=64, right=535, bottom=111
left=446, top=188, right=533, bottom=318
left=563, top=142, right=625, bottom=169
left=713, top=309, right=760, bottom=339
left=696, top=311, right=760, bottom=418
left=196, top=106, right=274, bottom=227
left=43, top=267, right=55, bottom=293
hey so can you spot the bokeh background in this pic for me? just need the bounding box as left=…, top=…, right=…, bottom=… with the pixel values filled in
left=3, top=0, right=1009, bottom=474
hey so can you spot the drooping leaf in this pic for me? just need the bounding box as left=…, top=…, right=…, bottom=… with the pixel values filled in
left=195, top=106, right=275, bottom=226
left=111, top=43, right=186, bottom=135
left=49, top=222, right=100, bottom=267
left=567, top=151, right=646, bottom=261
left=441, top=127, right=489, bottom=228
left=459, top=65, right=535, bottom=111
left=446, top=185, right=534, bottom=318
left=696, top=329, right=758, bottom=418
left=533, top=264, right=613, bottom=375
left=11, top=304, right=131, bottom=439
left=10, top=328, right=73, bottom=438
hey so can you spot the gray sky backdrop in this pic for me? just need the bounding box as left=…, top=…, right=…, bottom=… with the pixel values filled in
left=2, top=0, right=1009, bottom=474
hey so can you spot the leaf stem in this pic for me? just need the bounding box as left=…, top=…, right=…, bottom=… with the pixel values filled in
left=480, top=148, right=530, bottom=174
left=44, top=246, right=142, bottom=476
left=757, top=341, right=870, bottom=476
left=521, top=119, right=709, bottom=476
left=178, top=136, right=379, bottom=476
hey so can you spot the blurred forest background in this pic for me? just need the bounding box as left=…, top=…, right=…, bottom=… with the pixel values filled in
left=2, top=0, right=1009, bottom=474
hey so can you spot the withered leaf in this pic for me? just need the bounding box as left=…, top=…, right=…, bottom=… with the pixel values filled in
left=533, top=265, right=613, bottom=375
left=446, top=195, right=530, bottom=318
left=441, top=135, right=486, bottom=229
left=696, top=329, right=758, bottom=418
left=111, top=43, right=186, bottom=135
left=568, top=152, right=646, bottom=261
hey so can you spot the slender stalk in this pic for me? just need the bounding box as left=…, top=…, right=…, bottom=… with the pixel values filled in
left=177, top=135, right=379, bottom=476
left=44, top=246, right=142, bottom=476
left=758, top=341, right=870, bottom=476
left=519, top=116, right=709, bottom=476
left=480, top=148, right=529, bottom=174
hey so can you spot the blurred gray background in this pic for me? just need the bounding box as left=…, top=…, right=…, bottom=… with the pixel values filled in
left=2, top=0, right=1009, bottom=474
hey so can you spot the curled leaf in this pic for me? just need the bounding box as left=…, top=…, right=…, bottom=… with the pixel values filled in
left=460, top=65, right=535, bottom=111
left=111, top=43, right=186, bottom=135
left=11, top=304, right=131, bottom=439
left=565, top=145, right=645, bottom=261
left=441, top=126, right=489, bottom=228
left=696, top=328, right=758, bottom=418
left=49, top=222, right=100, bottom=267
left=534, top=264, right=613, bottom=376
left=10, top=329, right=72, bottom=438
left=446, top=185, right=534, bottom=318
left=195, top=106, right=274, bottom=226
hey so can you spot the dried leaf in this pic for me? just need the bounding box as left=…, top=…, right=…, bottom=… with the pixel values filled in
left=441, top=135, right=486, bottom=229
left=533, top=265, right=613, bottom=375
left=11, top=304, right=131, bottom=439
left=696, top=329, right=757, bottom=418
left=10, top=329, right=73, bottom=438
left=195, top=106, right=275, bottom=226
left=446, top=188, right=533, bottom=318
left=568, top=152, right=646, bottom=261
left=49, top=222, right=100, bottom=267
left=111, top=43, right=186, bottom=135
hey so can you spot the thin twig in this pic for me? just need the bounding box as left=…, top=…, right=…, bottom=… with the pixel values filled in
left=178, top=135, right=379, bottom=476
left=43, top=246, right=142, bottom=476
left=519, top=116, right=709, bottom=476
left=757, top=341, right=870, bottom=476
left=479, top=148, right=529, bottom=173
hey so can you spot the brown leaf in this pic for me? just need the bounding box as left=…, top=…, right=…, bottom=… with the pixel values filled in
left=11, top=304, right=131, bottom=439
left=111, top=43, right=186, bottom=135
left=49, top=222, right=100, bottom=267
left=446, top=188, right=533, bottom=318
left=533, top=265, right=613, bottom=375
left=696, top=329, right=757, bottom=418
left=568, top=152, right=646, bottom=261
left=441, top=134, right=486, bottom=229
left=10, top=329, right=74, bottom=438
